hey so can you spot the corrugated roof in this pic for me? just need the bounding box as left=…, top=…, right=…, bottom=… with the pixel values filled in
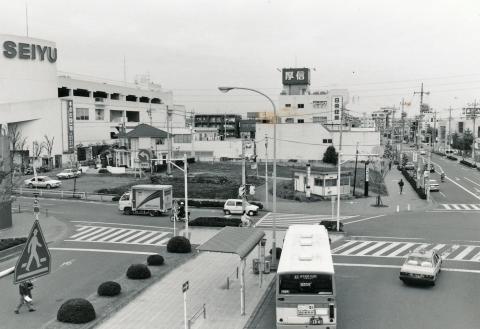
left=126, top=124, right=169, bottom=138
left=197, top=226, right=265, bottom=259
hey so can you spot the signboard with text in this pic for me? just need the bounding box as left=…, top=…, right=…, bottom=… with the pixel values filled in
left=282, top=68, right=310, bottom=86
left=67, top=100, right=75, bottom=153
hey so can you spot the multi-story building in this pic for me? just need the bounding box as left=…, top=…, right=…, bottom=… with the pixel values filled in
left=194, top=114, right=241, bottom=139
left=277, top=68, right=349, bottom=126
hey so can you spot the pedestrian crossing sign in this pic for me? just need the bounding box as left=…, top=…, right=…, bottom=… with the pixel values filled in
left=14, top=220, right=51, bottom=284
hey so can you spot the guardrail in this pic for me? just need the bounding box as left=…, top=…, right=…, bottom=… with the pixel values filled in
left=188, top=303, right=206, bottom=329
left=13, top=188, right=118, bottom=202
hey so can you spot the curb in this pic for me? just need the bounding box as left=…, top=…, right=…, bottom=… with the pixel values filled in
left=243, top=275, right=276, bottom=329
left=0, top=243, right=25, bottom=263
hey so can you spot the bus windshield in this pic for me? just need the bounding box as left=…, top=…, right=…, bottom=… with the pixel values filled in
left=279, top=273, right=332, bottom=295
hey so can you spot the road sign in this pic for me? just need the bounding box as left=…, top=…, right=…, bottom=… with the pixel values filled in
left=182, top=280, right=189, bottom=293
left=14, top=220, right=51, bottom=284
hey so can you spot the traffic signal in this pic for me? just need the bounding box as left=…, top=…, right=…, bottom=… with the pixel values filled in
left=249, top=185, right=255, bottom=195
left=238, top=185, right=246, bottom=197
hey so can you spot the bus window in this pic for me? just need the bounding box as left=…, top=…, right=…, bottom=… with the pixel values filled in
left=279, top=273, right=333, bottom=294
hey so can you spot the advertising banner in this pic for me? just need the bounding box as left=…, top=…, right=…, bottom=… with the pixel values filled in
left=67, top=100, right=74, bottom=153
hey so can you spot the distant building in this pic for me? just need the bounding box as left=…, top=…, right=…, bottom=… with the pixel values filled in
left=194, top=114, right=241, bottom=139
left=239, top=119, right=256, bottom=139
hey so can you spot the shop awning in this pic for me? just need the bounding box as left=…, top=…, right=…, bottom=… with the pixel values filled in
left=197, top=226, right=265, bottom=259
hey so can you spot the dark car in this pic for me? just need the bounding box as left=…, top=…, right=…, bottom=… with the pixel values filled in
left=24, top=167, right=34, bottom=175
left=320, top=219, right=344, bottom=232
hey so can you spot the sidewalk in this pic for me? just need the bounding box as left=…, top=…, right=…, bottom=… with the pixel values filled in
left=0, top=212, right=67, bottom=243
left=254, top=168, right=430, bottom=216
left=96, top=230, right=283, bottom=329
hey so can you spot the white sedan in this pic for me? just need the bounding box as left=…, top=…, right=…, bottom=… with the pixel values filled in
left=399, top=249, right=442, bottom=286
left=24, top=176, right=62, bottom=189
left=56, top=168, right=82, bottom=179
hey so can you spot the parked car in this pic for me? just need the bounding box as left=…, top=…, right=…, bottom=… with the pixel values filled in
left=404, top=162, right=415, bottom=170
left=399, top=248, right=442, bottom=286
left=24, top=167, right=34, bottom=175
left=223, top=199, right=259, bottom=216
left=56, top=168, right=82, bottom=179
left=24, top=176, right=61, bottom=189
left=423, top=163, right=435, bottom=173
left=429, top=179, right=440, bottom=191
left=419, top=150, right=426, bottom=155
left=320, top=219, right=344, bottom=232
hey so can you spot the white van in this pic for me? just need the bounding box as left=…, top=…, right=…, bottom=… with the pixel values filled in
left=224, top=199, right=259, bottom=216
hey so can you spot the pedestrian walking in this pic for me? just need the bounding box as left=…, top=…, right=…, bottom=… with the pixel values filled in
left=389, top=161, right=392, bottom=171
left=14, top=281, right=35, bottom=314
left=398, top=179, right=404, bottom=194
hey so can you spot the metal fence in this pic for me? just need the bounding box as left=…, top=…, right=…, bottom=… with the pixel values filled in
left=13, top=188, right=118, bottom=202
left=188, top=303, right=206, bottom=329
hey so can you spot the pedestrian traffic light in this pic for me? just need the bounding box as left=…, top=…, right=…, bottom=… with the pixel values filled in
left=249, top=185, right=255, bottom=195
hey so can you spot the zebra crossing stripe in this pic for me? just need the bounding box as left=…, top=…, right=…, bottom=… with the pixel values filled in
left=331, top=241, right=357, bottom=254
left=471, top=251, right=480, bottom=261
left=83, top=227, right=118, bottom=242
left=76, top=226, right=90, bottom=231
left=356, top=242, right=388, bottom=256
left=121, top=231, right=147, bottom=243
left=130, top=231, right=159, bottom=244
left=70, top=226, right=97, bottom=239
left=76, top=227, right=111, bottom=241
left=470, top=204, right=480, bottom=210
left=144, top=232, right=169, bottom=245
left=370, top=242, right=402, bottom=257
left=109, top=229, right=139, bottom=242
left=453, top=246, right=476, bottom=260
left=155, top=237, right=170, bottom=246
left=96, top=228, right=125, bottom=242
left=388, top=243, right=416, bottom=257
left=442, top=204, right=452, bottom=210
left=341, top=241, right=374, bottom=255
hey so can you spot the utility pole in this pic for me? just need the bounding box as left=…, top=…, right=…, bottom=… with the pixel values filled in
left=414, top=83, right=430, bottom=149
left=241, top=139, right=247, bottom=215
left=432, top=110, right=437, bottom=152
left=190, top=110, right=195, bottom=158
left=167, top=106, right=173, bottom=175
left=352, top=142, right=359, bottom=196
left=336, top=105, right=344, bottom=231
left=448, top=107, right=453, bottom=153
left=265, top=134, right=269, bottom=210
left=466, top=100, right=479, bottom=162
left=400, top=98, right=406, bottom=162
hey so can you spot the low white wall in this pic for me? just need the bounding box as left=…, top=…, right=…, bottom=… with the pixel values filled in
left=107, top=166, right=126, bottom=174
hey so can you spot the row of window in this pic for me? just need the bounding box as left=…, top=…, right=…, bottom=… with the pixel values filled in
left=322, top=139, right=333, bottom=144
left=313, top=177, right=350, bottom=186
left=285, top=104, right=304, bottom=109
left=76, top=108, right=139, bottom=122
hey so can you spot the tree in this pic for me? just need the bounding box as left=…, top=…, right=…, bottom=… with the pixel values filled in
left=43, top=135, right=55, bottom=168
left=383, top=142, right=393, bottom=159
left=322, top=145, right=338, bottom=164
left=402, top=153, right=408, bottom=167
left=462, top=129, right=474, bottom=151
left=32, top=141, right=44, bottom=158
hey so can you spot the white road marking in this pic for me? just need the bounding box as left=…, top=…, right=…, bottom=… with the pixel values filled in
left=355, top=242, right=388, bottom=256
left=50, top=247, right=155, bottom=255
left=453, top=246, right=476, bottom=260
left=334, top=263, right=480, bottom=274
left=254, top=212, right=271, bottom=227
left=69, top=226, right=98, bottom=239
left=331, top=240, right=357, bottom=253
left=144, top=232, right=169, bottom=245
left=343, top=214, right=386, bottom=225
left=341, top=241, right=374, bottom=256
left=72, top=221, right=174, bottom=231
left=439, top=192, right=447, bottom=198
left=389, top=243, right=416, bottom=256
left=464, top=177, right=480, bottom=187
left=455, top=177, right=460, bottom=181
left=370, top=242, right=402, bottom=256
left=445, top=176, right=480, bottom=201
left=350, top=235, right=424, bottom=240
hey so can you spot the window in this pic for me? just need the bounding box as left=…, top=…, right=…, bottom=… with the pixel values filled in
left=335, top=98, right=339, bottom=103
left=314, top=178, right=323, bottom=186
left=335, top=110, right=339, bottom=114
left=285, top=104, right=291, bottom=107
left=327, top=139, right=332, bottom=143
left=458, top=122, right=464, bottom=133
left=95, top=108, right=104, bottom=120
left=340, top=176, right=350, bottom=185
left=279, top=274, right=332, bottom=295
left=334, top=116, right=339, bottom=120
left=174, top=134, right=192, bottom=143
left=313, top=116, right=327, bottom=123
left=335, top=104, right=340, bottom=108
left=323, top=139, right=328, bottom=143
left=285, top=118, right=294, bottom=123
left=297, top=119, right=304, bottom=123
left=297, top=104, right=304, bottom=109
left=76, top=108, right=89, bottom=120
left=325, top=179, right=336, bottom=187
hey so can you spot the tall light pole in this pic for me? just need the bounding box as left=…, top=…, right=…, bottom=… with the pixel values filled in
left=218, top=86, right=278, bottom=270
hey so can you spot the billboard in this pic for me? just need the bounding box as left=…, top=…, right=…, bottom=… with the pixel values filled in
left=282, top=68, right=310, bottom=86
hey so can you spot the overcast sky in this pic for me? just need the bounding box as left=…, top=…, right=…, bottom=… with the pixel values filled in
left=2, top=0, right=480, bottom=118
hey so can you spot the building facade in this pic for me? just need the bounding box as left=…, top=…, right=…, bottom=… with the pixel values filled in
left=194, top=114, right=241, bottom=139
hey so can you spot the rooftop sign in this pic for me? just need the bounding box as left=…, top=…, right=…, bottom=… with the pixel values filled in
left=3, top=40, right=57, bottom=63
left=282, top=68, right=310, bottom=86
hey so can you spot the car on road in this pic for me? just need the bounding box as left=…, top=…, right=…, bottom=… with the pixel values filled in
left=399, top=248, right=442, bottom=285
left=224, top=199, right=259, bottom=216
left=404, top=162, right=415, bottom=170
left=419, top=149, right=426, bottom=155
left=56, top=168, right=82, bottom=179
left=24, top=176, right=62, bottom=189
left=429, top=179, right=440, bottom=191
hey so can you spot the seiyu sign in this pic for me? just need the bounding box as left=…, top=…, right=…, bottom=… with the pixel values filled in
left=282, top=68, right=310, bottom=85
left=3, top=40, right=57, bottom=63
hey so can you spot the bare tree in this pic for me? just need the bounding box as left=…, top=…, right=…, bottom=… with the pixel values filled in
left=32, top=141, right=45, bottom=158
left=43, top=135, right=55, bottom=168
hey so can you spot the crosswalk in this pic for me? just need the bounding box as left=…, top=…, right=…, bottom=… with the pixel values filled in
left=436, top=204, right=480, bottom=211
left=332, top=239, right=480, bottom=262
left=255, top=212, right=357, bottom=229
left=65, top=225, right=172, bottom=246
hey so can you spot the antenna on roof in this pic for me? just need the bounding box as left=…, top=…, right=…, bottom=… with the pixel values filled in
left=123, top=56, right=127, bottom=86
left=25, top=2, right=29, bottom=37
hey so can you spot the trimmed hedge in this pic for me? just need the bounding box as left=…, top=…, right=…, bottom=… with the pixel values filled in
left=126, top=264, right=151, bottom=280
left=97, top=281, right=121, bottom=297
left=0, top=237, right=26, bottom=252
left=447, top=155, right=458, bottom=161
left=459, top=160, right=477, bottom=168
left=57, top=298, right=96, bottom=324
left=174, top=199, right=263, bottom=210
left=189, top=217, right=241, bottom=227
left=434, top=151, right=446, bottom=156
left=147, top=254, right=165, bottom=266
left=401, top=169, right=426, bottom=200
left=167, top=236, right=191, bottom=253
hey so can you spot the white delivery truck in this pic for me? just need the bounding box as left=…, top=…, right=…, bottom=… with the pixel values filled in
left=119, top=185, right=173, bottom=216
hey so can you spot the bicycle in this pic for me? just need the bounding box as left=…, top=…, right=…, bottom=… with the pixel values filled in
left=239, top=214, right=252, bottom=227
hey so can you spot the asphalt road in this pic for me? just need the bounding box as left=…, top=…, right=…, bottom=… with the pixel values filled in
left=248, top=155, right=480, bottom=329
left=1, top=197, right=240, bottom=329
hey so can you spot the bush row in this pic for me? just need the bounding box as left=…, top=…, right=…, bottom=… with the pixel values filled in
left=459, top=160, right=477, bottom=168
left=401, top=169, right=426, bottom=199
left=0, top=237, right=26, bottom=252
left=446, top=155, right=458, bottom=161
left=433, top=151, right=446, bottom=156
left=189, top=217, right=241, bottom=227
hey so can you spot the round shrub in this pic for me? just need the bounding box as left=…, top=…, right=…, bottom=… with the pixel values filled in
left=126, top=264, right=151, bottom=280
left=57, top=298, right=96, bottom=324
left=167, top=236, right=191, bottom=253
left=97, top=281, right=121, bottom=297
left=147, top=254, right=165, bottom=266
left=269, top=247, right=282, bottom=259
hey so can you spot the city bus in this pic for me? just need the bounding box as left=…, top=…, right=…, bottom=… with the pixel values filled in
left=276, top=225, right=336, bottom=329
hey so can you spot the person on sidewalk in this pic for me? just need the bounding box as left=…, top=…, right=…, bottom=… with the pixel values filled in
left=14, top=281, right=35, bottom=314
left=389, top=161, right=392, bottom=171
left=398, top=179, right=405, bottom=194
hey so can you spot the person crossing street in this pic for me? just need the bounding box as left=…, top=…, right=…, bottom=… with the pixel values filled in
left=398, top=178, right=405, bottom=194
left=14, top=281, right=35, bottom=314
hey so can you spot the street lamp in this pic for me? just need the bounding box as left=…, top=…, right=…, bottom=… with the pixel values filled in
left=218, top=86, right=278, bottom=270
